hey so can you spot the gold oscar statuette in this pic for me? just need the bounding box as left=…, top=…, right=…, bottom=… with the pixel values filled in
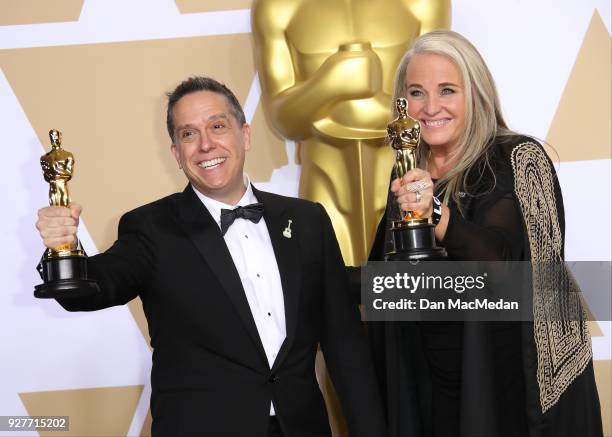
left=385, top=98, right=447, bottom=260
left=34, top=130, right=100, bottom=298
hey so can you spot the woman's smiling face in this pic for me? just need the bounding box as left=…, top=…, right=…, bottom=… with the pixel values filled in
left=404, top=53, right=466, bottom=153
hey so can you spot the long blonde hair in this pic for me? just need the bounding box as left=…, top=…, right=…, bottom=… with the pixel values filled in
left=392, top=30, right=514, bottom=210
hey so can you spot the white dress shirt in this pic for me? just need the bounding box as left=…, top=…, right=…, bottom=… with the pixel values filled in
left=192, top=177, right=286, bottom=415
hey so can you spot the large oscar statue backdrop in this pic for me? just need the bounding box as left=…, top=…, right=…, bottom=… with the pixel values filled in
left=251, top=2, right=449, bottom=432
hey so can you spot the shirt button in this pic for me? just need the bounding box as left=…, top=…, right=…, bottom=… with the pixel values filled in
left=257, top=273, right=261, bottom=278
left=267, top=312, right=271, bottom=317
left=244, top=234, right=248, bottom=239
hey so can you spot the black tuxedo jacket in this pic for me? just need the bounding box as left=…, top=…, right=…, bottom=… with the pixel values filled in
left=57, top=185, right=385, bottom=437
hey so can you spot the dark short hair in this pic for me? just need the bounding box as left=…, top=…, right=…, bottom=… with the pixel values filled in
left=166, top=76, right=246, bottom=141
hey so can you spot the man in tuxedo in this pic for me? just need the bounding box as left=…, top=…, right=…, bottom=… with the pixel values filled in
left=35, top=76, right=386, bottom=437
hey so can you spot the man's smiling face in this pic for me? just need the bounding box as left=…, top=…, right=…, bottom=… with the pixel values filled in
left=171, top=90, right=251, bottom=205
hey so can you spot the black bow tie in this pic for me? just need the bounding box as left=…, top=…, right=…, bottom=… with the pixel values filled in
left=220, top=203, right=265, bottom=236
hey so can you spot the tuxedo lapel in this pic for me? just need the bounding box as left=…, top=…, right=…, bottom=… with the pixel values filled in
left=174, top=185, right=268, bottom=366
left=253, top=187, right=302, bottom=371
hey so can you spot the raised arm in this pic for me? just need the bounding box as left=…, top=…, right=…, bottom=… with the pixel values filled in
left=391, top=168, right=525, bottom=261
left=441, top=191, right=526, bottom=261
left=36, top=206, right=154, bottom=311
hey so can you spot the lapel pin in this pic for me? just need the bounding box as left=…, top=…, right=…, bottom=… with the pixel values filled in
left=283, top=219, right=293, bottom=239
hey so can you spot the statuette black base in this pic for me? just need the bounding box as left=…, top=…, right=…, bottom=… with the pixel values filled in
left=385, top=222, right=447, bottom=261
left=34, top=255, right=100, bottom=299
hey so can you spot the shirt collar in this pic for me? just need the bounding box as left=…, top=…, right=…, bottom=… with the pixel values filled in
left=192, top=174, right=258, bottom=228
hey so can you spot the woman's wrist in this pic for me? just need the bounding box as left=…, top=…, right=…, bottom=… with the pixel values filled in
left=434, top=203, right=450, bottom=241
left=431, top=195, right=442, bottom=225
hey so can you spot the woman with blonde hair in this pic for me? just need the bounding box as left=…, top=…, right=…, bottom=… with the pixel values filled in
left=368, top=30, right=602, bottom=437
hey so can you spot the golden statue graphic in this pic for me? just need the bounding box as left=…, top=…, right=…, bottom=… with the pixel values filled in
left=386, top=97, right=422, bottom=220
left=36, top=129, right=99, bottom=299
left=252, top=0, right=451, bottom=266
left=41, top=129, right=74, bottom=208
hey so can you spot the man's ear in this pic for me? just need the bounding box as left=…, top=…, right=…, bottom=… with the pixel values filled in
left=242, top=123, right=252, bottom=151
left=171, top=143, right=182, bottom=169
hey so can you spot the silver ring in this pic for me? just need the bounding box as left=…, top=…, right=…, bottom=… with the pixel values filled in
left=415, top=191, right=422, bottom=203
left=406, top=180, right=431, bottom=193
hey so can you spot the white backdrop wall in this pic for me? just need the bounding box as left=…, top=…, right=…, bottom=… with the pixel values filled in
left=0, top=1, right=609, bottom=435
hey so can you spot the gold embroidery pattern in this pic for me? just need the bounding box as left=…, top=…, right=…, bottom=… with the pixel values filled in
left=511, top=142, right=591, bottom=413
